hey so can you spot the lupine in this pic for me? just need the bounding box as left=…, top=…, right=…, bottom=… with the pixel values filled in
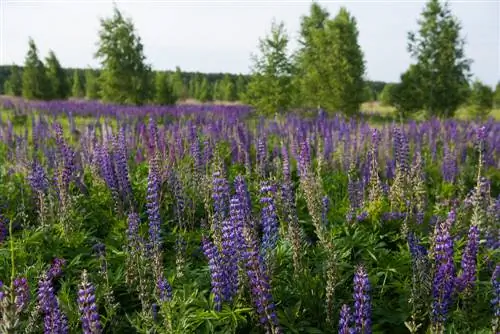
left=245, top=235, right=281, bottom=333
left=456, top=225, right=480, bottom=293
left=28, top=159, right=49, bottom=194
left=38, top=274, right=69, bottom=334
left=212, top=171, right=230, bottom=239
left=202, top=235, right=224, bottom=311
left=339, top=304, right=352, bottom=334
left=78, top=270, right=102, bottom=334
left=260, top=182, right=279, bottom=260
left=353, top=266, right=372, bottom=334
left=13, top=277, right=29, bottom=313
left=146, top=161, right=162, bottom=252
left=47, top=258, right=66, bottom=281
left=157, top=274, right=172, bottom=302
left=492, top=265, right=499, bottom=333
left=431, top=210, right=456, bottom=332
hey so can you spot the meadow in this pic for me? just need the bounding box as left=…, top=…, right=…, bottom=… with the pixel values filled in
left=0, top=97, right=498, bottom=334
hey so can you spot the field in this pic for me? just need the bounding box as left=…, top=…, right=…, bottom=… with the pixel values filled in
left=0, top=97, right=498, bottom=334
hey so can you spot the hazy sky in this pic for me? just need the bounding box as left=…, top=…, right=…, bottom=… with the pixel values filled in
left=1, top=0, right=499, bottom=85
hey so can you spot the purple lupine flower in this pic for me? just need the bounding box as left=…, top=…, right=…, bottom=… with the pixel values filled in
left=13, top=277, right=29, bottom=313
left=127, top=212, right=141, bottom=249
left=441, top=143, right=457, bottom=183
left=28, top=160, right=49, bottom=194
left=146, top=162, right=162, bottom=251
left=38, top=275, right=69, bottom=334
left=456, top=225, right=480, bottom=293
left=298, top=139, right=311, bottom=177
left=157, top=274, right=172, bottom=302
left=212, top=171, right=230, bottom=233
left=339, top=304, right=352, bottom=334
left=431, top=210, right=456, bottom=328
left=257, top=135, right=268, bottom=177
left=113, top=128, right=133, bottom=204
left=353, top=266, right=372, bottom=334
left=97, top=144, right=119, bottom=195
left=53, top=122, right=75, bottom=193
left=78, top=270, right=102, bottom=334
left=234, top=175, right=252, bottom=225
left=47, top=258, right=66, bottom=281
left=492, top=265, right=499, bottom=332
left=245, top=235, right=281, bottom=333
left=221, top=197, right=245, bottom=300
left=260, top=182, right=279, bottom=258
left=202, top=236, right=224, bottom=311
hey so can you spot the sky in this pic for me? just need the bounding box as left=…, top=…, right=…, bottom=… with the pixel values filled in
left=0, top=0, right=499, bottom=86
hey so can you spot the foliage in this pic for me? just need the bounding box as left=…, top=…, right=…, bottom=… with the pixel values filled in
left=22, top=38, right=51, bottom=100
left=95, top=7, right=153, bottom=105
left=406, top=0, right=471, bottom=118
left=245, top=20, right=294, bottom=115
left=3, top=65, right=22, bottom=97
left=72, top=69, right=85, bottom=98
left=494, top=82, right=500, bottom=109
left=45, top=50, right=70, bottom=100
left=467, top=80, right=494, bottom=119
left=154, top=72, right=178, bottom=105
left=294, top=4, right=365, bottom=115
left=0, top=98, right=498, bottom=333
left=85, top=69, right=100, bottom=100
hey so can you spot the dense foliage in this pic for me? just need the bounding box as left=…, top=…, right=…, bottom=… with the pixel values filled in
left=0, top=97, right=498, bottom=333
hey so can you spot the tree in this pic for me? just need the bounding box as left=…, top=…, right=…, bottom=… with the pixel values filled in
left=407, top=0, right=471, bottom=118
left=245, top=20, right=294, bottom=115
left=22, top=38, right=50, bottom=100
left=379, top=83, right=396, bottom=106
left=220, top=74, right=236, bottom=101
left=45, top=50, right=70, bottom=99
left=468, top=80, right=494, bottom=119
left=494, top=82, right=500, bottom=109
left=171, top=67, right=187, bottom=100
left=4, top=65, right=22, bottom=96
left=154, top=72, right=177, bottom=105
left=85, top=69, right=100, bottom=99
left=362, top=83, right=375, bottom=103
left=95, top=7, right=152, bottom=105
left=294, top=2, right=330, bottom=107
left=391, top=65, right=425, bottom=118
left=295, top=5, right=365, bottom=114
left=197, top=77, right=211, bottom=102
left=235, top=75, right=247, bottom=101
left=72, top=70, right=85, bottom=98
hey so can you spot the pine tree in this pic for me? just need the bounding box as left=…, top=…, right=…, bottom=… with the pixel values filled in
left=407, top=0, right=471, bottom=118
left=45, top=50, right=70, bottom=99
left=95, top=7, right=152, bottom=105
left=85, top=69, right=100, bottom=100
left=246, top=20, right=294, bottom=115
left=72, top=70, right=85, bottom=98
left=4, top=65, right=23, bottom=96
left=22, top=38, right=50, bottom=100
left=154, top=72, right=177, bottom=105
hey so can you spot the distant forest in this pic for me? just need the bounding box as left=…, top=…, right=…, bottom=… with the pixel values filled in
left=0, top=65, right=388, bottom=103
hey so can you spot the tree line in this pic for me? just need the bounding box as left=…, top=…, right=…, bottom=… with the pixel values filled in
left=2, top=1, right=499, bottom=117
